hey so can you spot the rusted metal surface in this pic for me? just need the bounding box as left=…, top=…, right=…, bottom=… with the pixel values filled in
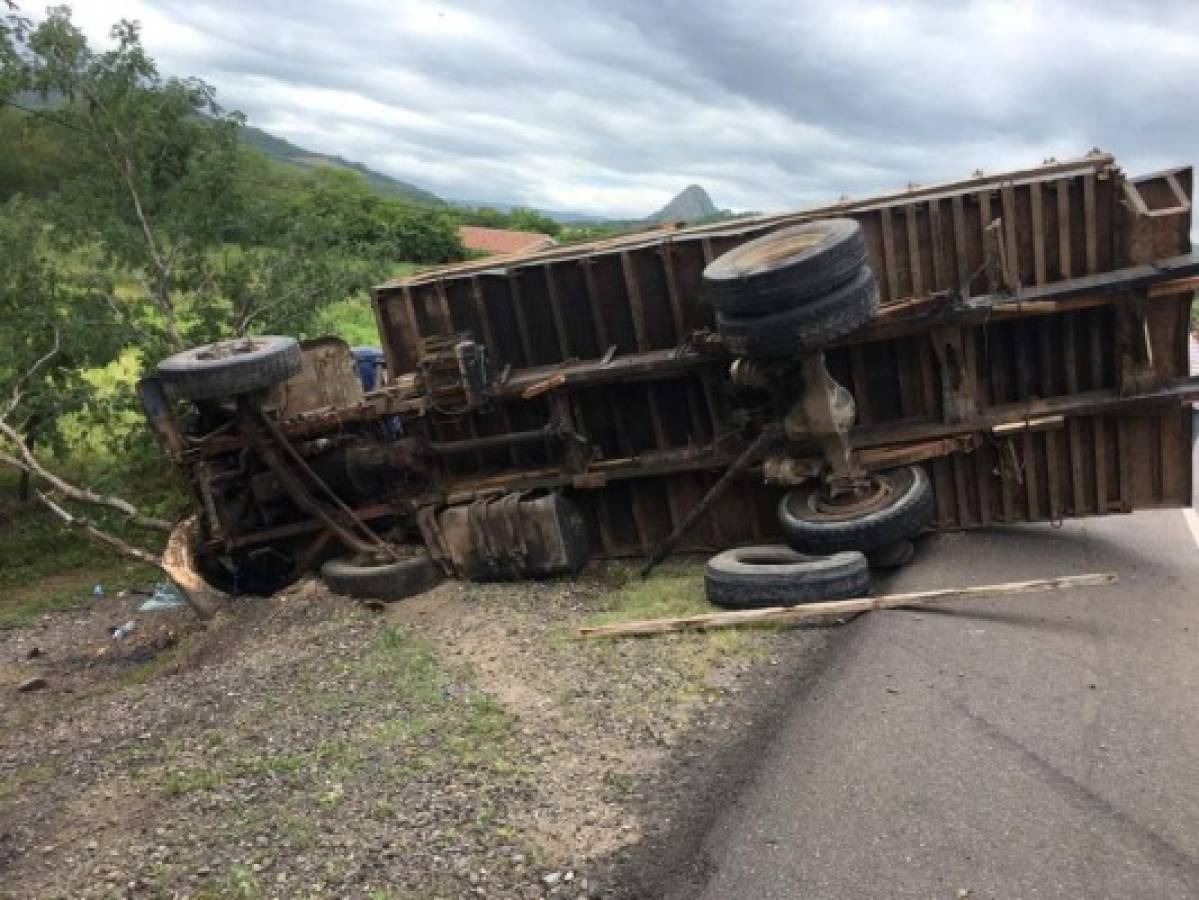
left=367, top=154, right=1194, bottom=557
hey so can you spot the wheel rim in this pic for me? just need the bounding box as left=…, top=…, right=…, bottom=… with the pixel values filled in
left=732, top=230, right=827, bottom=272
left=792, top=469, right=911, bottom=523
left=195, top=338, right=266, bottom=361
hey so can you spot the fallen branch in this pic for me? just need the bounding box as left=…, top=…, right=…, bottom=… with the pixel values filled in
left=577, top=573, right=1118, bottom=639
left=36, top=491, right=162, bottom=567
left=37, top=495, right=227, bottom=621
left=0, top=420, right=171, bottom=531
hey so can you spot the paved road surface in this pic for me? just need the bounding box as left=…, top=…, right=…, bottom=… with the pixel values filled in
left=676, top=509, right=1199, bottom=899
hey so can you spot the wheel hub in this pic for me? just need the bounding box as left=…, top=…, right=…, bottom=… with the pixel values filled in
left=812, top=474, right=893, bottom=518
left=197, top=338, right=263, bottom=361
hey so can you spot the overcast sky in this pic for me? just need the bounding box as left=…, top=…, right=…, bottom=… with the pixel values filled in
left=65, top=0, right=1199, bottom=218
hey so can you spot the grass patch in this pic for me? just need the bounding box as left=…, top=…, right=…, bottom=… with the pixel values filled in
left=579, top=558, right=773, bottom=694
left=0, top=759, right=62, bottom=814
left=585, top=559, right=711, bottom=626
left=357, top=626, right=447, bottom=704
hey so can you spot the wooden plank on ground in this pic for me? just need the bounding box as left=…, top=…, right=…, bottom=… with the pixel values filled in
left=578, top=573, right=1118, bottom=638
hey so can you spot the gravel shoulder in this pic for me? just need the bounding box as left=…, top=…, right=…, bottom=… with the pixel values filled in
left=0, top=560, right=833, bottom=899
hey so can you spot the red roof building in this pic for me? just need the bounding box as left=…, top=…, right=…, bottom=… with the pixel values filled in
left=458, top=225, right=556, bottom=257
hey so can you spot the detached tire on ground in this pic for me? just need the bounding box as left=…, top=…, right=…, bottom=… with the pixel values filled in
left=778, top=465, right=934, bottom=556
left=157, top=336, right=302, bottom=401
left=704, top=545, right=870, bottom=610
left=320, top=552, right=442, bottom=601
left=716, top=267, right=880, bottom=358
left=703, top=218, right=867, bottom=316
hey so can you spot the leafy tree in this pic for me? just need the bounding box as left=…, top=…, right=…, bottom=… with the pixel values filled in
left=4, top=7, right=247, bottom=353
left=460, top=205, right=561, bottom=237
left=507, top=206, right=560, bottom=237
left=0, top=196, right=125, bottom=492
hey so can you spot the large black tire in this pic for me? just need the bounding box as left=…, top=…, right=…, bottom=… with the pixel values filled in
left=321, top=552, right=442, bottom=601
left=703, top=219, right=866, bottom=316
left=704, top=545, right=870, bottom=610
left=157, top=336, right=301, bottom=401
left=716, top=267, right=879, bottom=359
left=778, top=465, right=934, bottom=555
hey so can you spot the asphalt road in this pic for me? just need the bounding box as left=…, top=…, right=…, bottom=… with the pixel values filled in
left=674, top=508, right=1199, bottom=899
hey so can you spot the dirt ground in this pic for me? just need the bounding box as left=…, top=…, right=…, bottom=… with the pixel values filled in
left=0, top=562, right=824, bottom=899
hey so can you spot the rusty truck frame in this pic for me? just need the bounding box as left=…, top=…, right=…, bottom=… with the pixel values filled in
left=141, top=151, right=1199, bottom=594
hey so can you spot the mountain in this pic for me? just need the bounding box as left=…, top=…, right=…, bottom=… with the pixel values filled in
left=647, top=184, right=718, bottom=223
left=240, top=125, right=443, bottom=206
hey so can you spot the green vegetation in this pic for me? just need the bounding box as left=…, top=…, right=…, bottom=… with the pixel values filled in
left=458, top=204, right=563, bottom=237
left=580, top=559, right=772, bottom=687
left=0, top=5, right=471, bottom=591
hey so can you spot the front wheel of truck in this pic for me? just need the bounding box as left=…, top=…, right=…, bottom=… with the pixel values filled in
left=157, top=336, right=302, bottom=401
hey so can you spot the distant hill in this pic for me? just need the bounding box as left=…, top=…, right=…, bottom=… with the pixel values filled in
left=647, top=184, right=718, bottom=223
left=449, top=199, right=608, bottom=224
left=240, top=125, right=443, bottom=206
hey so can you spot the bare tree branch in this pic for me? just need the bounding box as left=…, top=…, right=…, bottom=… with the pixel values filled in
left=0, top=420, right=172, bottom=531
left=36, top=498, right=227, bottom=621
left=80, top=83, right=184, bottom=351
left=37, top=491, right=162, bottom=567
left=2, top=327, right=60, bottom=420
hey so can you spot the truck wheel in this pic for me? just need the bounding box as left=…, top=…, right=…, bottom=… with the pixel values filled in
left=778, top=465, right=934, bottom=555
left=320, top=552, right=442, bottom=601
left=716, top=267, right=879, bottom=358
left=703, top=218, right=866, bottom=316
left=157, top=336, right=301, bottom=401
left=704, top=545, right=870, bottom=609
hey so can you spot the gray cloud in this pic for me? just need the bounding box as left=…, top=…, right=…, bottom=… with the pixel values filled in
left=69, top=0, right=1199, bottom=217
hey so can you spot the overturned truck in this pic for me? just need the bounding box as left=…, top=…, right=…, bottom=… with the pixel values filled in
left=142, top=151, right=1199, bottom=599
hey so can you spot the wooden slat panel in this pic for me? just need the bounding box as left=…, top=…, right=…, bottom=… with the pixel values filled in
left=850, top=345, right=874, bottom=424
left=542, top=263, right=571, bottom=359
left=1084, top=173, right=1099, bottom=274
left=1001, top=183, right=1021, bottom=290
left=434, top=280, right=454, bottom=332
left=905, top=204, right=924, bottom=298
left=974, top=438, right=993, bottom=525
left=469, top=276, right=498, bottom=356
left=1062, top=315, right=1087, bottom=514
left=880, top=207, right=900, bottom=301
left=951, top=194, right=970, bottom=293
left=659, top=241, right=687, bottom=339
left=1056, top=178, right=1072, bottom=278
left=401, top=286, right=424, bottom=343
left=579, top=259, right=610, bottom=351
left=1030, top=181, right=1047, bottom=285
left=506, top=273, right=535, bottom=366
left=929, top=198, right=946, bottom=291
left=1022, top=433, right=1041, bottom=520
left=1037, top=319, right=1061, bottom=519
left=620, top=251, right=651, bottom=352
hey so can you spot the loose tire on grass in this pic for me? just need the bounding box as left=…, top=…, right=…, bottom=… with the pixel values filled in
left=703, top=219, right=867, bottom=316
left=716, top=267, right=879, bottom=359
left=704, top=545, right=870, bottom=610
left=157, top=336, right=301, bottom=401
left=321, top=552, right=442, bottom=601
left=778, top=465, right=934, bottom=556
